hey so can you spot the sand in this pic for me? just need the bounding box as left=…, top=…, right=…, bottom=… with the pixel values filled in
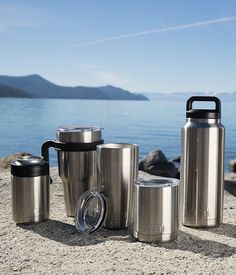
left=0, top=168, right=235, bottom=274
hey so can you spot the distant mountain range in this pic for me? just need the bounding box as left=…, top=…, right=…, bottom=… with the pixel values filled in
left=144, top=91, right=236, bottom=101
left=0, top=84, right=30, bottom=98
left=0, top=74, right=148, bottom=101
left=1, top=74, right=235, bottom=101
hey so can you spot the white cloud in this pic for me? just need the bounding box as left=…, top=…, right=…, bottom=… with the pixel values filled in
left=0, top=22, right=35, bottom=32
left=77, top=63, right=110, bottom=70
left=77, top=64, right=130, bottom=87
left=0, top=4, right=49, bottom=33
left=93, top=70, right=129, bottom=87
left=68, top=16, right=236, bottom=48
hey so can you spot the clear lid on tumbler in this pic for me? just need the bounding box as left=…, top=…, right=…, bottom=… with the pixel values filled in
left=135, top=178, right=179, bottom=188
left=15, top=155, right=44, bottom=165
left=56, top=126, right=103, bottom=143
left=74, top=190, right=107, bottom=234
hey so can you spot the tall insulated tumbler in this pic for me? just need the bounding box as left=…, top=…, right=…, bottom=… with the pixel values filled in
left=180, top=96, right=225, bottom=227
left=41, top=126, right=103, bottom=217
left=97, top=143, right=138, bottom=229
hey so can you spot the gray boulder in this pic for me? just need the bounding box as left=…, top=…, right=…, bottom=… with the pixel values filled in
left=139, top=150, right=178, bottom=178
left=171, top=155, right=181, bottom=179
left=224, top=173, right=236, bottom=196
left=0, top=152, right=32, bottom=170
left=171, top=156, right=181, bottom=163
left=228, top=159, right=236, bottom=173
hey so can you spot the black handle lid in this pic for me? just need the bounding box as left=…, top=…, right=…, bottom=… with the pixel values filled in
left=186, top=96, right=221, bottom=119
left=41, top=139, right=104, bottom=184
left=41, top=140, right=104, bottom=161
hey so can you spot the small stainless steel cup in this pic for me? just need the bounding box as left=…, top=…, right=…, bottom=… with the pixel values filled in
left=97, top=143, right=138, bottom=229
left=133, top=178, right=179, bottom=242
left=11, top=156, right=50, bottom=224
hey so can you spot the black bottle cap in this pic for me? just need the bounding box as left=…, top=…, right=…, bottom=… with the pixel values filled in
left=186, top=96, right=221, bottom=119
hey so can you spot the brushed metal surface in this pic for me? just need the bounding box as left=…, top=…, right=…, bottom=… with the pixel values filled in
left=12, top=175, right=49, bottom=224
left=57, top=126, right=102, bottom=217
left=56, top=126, right=102, bottom=143
left=180, top=118, right=225, bottom=227
left=133, top=179, right=179, bottom=242
left=97, top=143, right=138, bottom=229
left=133, top=231, right=178, bottom=243
left=58, top=150, right=97, bottom=216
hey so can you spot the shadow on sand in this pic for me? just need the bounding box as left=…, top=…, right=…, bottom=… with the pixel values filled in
left=19, top=219, right=134, bottom=247
left=151, top=230, right=236, bottom=258
left=20, top=219, right=236, bottom=258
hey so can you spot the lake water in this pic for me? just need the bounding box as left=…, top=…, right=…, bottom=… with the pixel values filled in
left=0, top=98, right=235, bottom=170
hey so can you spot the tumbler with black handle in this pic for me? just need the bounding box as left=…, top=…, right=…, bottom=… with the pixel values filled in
left=41, top=126, right=103, bottom=217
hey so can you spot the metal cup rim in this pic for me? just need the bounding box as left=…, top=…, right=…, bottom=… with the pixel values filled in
left=97, top=143, right=138, bottom=150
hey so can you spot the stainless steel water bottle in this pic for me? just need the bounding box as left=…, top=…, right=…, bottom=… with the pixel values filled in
left=180, top=96, right=225, bottom=227
left=41, top=126, right=103, bottom=217
left=11, top=156, right=50, bottom=224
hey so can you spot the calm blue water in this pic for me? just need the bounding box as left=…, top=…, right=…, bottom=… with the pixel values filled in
left=0, top=98, right=235, bottom=170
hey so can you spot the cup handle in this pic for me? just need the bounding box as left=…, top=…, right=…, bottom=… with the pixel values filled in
left=41, top=140, right=56, bottom=162
left=41, top=140, right=56, bottom=184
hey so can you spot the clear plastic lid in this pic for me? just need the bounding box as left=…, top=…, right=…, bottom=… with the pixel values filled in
left=57, top=126, right=103, bottom=133
left=74, top=190, right=107, bottom=234
left=135, top=178, right=179, bottom=188
left=56, top=126, right=103, bottom=143
left=14, top=156, right=44, bottom=166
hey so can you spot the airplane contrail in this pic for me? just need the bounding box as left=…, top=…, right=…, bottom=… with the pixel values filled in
left=68, top=16, right=236, bottom=48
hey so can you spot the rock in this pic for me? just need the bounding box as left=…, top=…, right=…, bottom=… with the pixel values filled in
left=143, top=149, right=168, bottom=164
left=224, top=173, right=236, bottom=197
left=228, top=159, right=236, bottom=173
left=171, top=155, right=181, bottom=163
left=139, top=150, right=178, bottom=178
left=138, top=170, right=170, bottom=180
left=172, top=156, right=181, bottom=178
left=0, top=152, right=32, bottom=170
left=225, top=173, right=236, bottom=181
left=176, top=167, right=181, bottom=179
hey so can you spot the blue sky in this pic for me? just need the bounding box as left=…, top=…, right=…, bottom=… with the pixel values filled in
left=0, top=0, right=236, bottom=93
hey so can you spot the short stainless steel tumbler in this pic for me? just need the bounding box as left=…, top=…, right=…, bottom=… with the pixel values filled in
left=41, top=126, right=103, bottom=217
left=11, top=156, right=50, bottom=224
left=180, top=96, right=225, bottom=227
left=133, top=178, right=179, bottom=243
left=74, top=143, right=139, bottom=232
